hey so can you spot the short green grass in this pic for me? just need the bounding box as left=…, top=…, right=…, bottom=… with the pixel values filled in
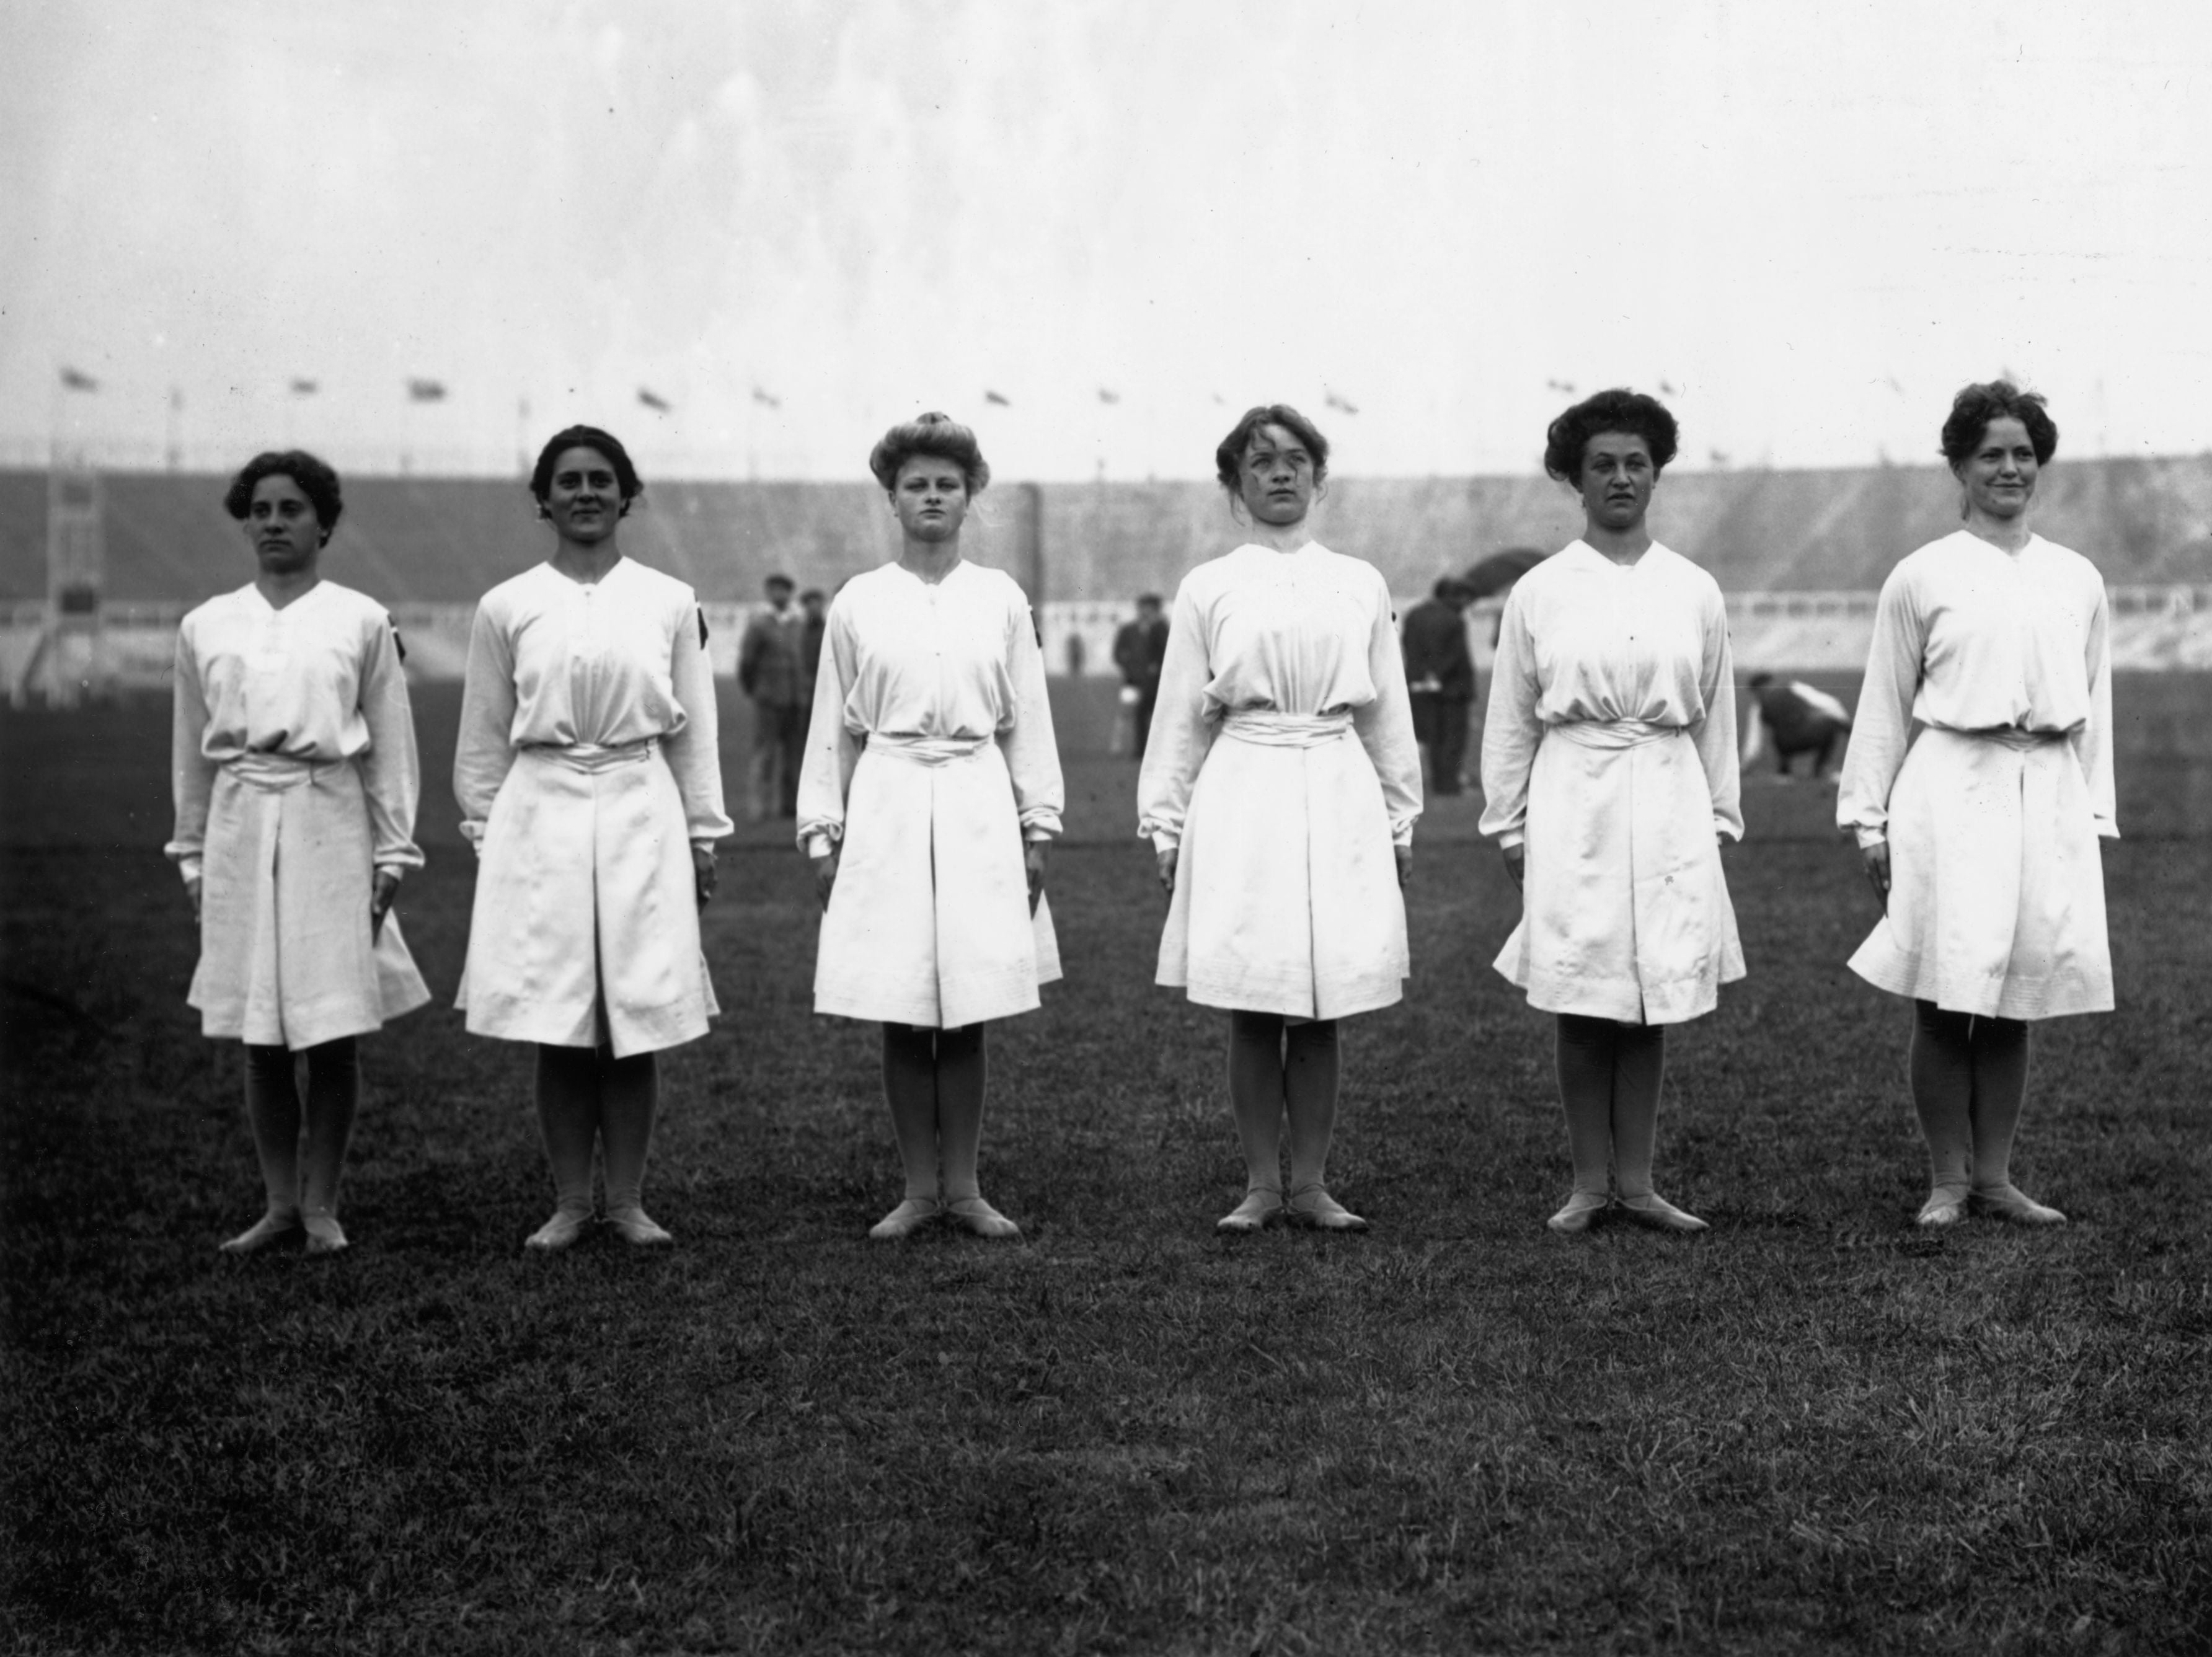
left=4, top=701, right=2210, bottom=1655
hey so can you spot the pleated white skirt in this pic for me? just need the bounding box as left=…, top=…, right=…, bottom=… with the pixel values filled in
left=1495, top=720, right=1744, bottom=1025
left=1157, top=720, right=1408, bottom=1020
left=1849, top=728, right=2112, bottom=1019
left=459, top=742, right=718, bottom=1057
left=190, top=757, right=431, bottom=1049
left=814, top=738, right=1060, bottom=1028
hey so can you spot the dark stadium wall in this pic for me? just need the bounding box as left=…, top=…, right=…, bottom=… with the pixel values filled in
left=4, top=456, right=2210, bottom=605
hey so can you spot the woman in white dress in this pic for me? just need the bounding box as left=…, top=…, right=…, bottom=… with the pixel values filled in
left=1139, top=405, right=1421, bottom=1234
left=168, top=450, right=431, bottom=1254
left=1480, top=390, right=1743, bottom=1235
left=1838, top=382, right=2112, bottom=1228
left=799, top=413, right=1062, bottom=1242
left=454, top=426, right=731, bottom=1250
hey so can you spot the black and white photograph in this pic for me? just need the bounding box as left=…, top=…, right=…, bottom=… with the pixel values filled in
left=4, top=2, right=2209, bottom=1651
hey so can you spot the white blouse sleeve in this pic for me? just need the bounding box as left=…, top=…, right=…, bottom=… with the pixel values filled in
left=999, top=593, right=1064, bottom=841
left=1692, top=586, right=1744, bottom=842
left=795, top=600, right=862, bottom=857
left=1836, top=563, right=1924, bottom=847
left=453, top=599, right=519, bottom=849
left=1352, top=569, right=1423, bottom=846
left=1477, top=588, right=1542, bottom=847
left=164, top=621, right=215, bottom=883
left=665, top=601, right=734, bottom=846
left=1135, top=580, right=1217, bottom=852
left=2078, top=578, right=2118, bottom=838
left=356, top=611, right=426, bottom=875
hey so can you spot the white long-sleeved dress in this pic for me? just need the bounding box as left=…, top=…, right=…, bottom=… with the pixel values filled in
left=1480, top=541, right=1745, bottom=1025
left=454, top=558, right=732, bottom=1057
left=798, top=560, right=1063, bottom=1028
left=1837, top=529, right=2115, bottom=1019
left=167, top=580, right=431, bottom=1048
left=1138, top=542, right=1422, bottom=1020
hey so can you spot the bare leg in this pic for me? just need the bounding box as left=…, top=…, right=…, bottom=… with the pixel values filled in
left=530, top=1043, right=601, bottom=1248
left=223, top=1043, right=303, bottom=1252
left=599, top=1048, right=670, bottom=1244
left=1909, top=1001, right=1975, bottom=1221
left=298, top=1038, right=359, bottom=1252
left=1966, top=1016, right=2061, bottom=1221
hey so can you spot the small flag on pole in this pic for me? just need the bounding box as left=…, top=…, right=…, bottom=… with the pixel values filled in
left=290, top=378, right=319, bottom=395
left=638, top=387, right=671, bottom=412
left=60, top=366, right=99, bottom=392
left=406, top=378, right=448, bottom=402
left=751, top=386, right=781, bottom=409
left=983, top=389, right=1011, bottom=407
left=1097, top=388, right=1120, bottom=405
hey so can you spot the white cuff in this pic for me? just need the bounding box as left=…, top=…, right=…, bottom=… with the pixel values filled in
left=805, top=832, right=834, bottom=859
left=1853, top=826, right=1888, bottom=850
left=1149, top=830, right=1180, bottom=855
left=1497, top=829, right=1526, bottom=851
left=179, top=857, right=203, bottom=884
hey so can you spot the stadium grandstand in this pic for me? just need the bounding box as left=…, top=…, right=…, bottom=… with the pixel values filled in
left=4, top=457, right=2211, bottom=700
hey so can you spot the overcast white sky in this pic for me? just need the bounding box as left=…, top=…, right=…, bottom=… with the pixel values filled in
left=5, top=0, right=2210, bottom=481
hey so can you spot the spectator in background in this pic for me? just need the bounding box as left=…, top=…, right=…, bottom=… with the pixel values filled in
left=169, top=449, right=431, bottom=1254
left=738, top=573, right=807, bottom=819
left=1744, top=672, right=1853, bottom=779
left=797, top=588, right=828, bottom=713
left=1402, top=576, right=1477, bottom=795
left=1113, top=593, right=1170, bottom=759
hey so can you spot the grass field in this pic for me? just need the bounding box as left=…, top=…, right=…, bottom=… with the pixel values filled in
left=4, top=690, right=2211, bottom=1655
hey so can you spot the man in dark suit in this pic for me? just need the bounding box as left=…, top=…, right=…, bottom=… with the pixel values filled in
left=1402, top=577, right=1475, bottom=795
left=738, top=573, right=807, bottom=819
left=1112, top=593, right=1169, bottom=759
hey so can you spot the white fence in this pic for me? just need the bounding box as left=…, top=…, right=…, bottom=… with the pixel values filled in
left=9, top=588, right=2212, bottom=704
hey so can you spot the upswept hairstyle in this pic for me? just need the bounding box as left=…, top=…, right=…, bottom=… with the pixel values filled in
left=869, top=412, right=989, bottom=494
left=1213, top=404, right=1330, bottom=495
left=1542, top=389, right=1679, bottom=482
left=529, top=425, right=644, bottom=508
left=224, top=450, right=343, bottom=539
left=1940, top=381, right=2058, bottom=469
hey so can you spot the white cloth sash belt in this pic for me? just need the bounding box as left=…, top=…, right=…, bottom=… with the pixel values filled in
left=864, top=731, right=991, bottom=767
left=1220, top=710, right=1353, bottom=749
left=223, top=751, right=334, bottom=791
left=524, top=738, right=659, bottom=773
left=1959, top=725, right=2071, bottom=753
left=1548, top=717, right=1682, bottom=751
